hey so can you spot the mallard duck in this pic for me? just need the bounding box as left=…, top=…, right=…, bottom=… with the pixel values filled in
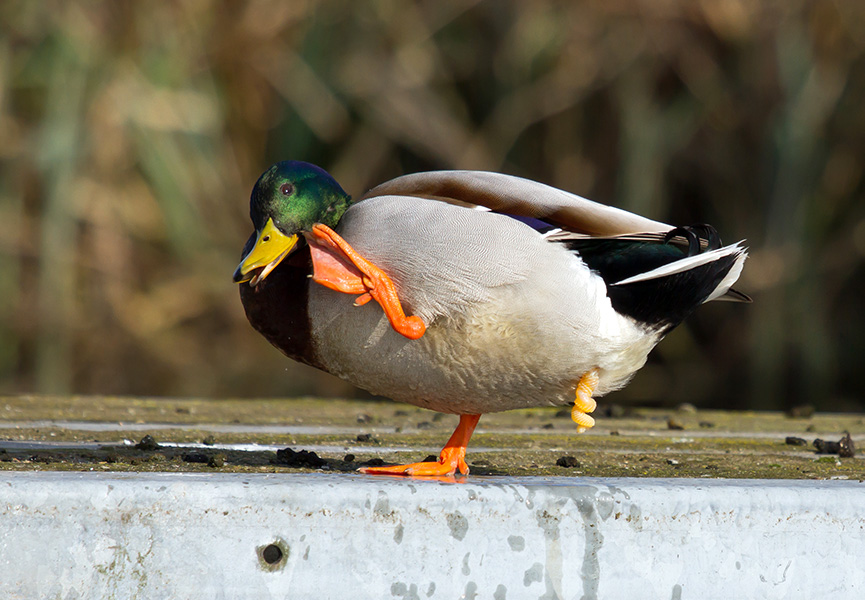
left=234, top=161, right=748, bottom=476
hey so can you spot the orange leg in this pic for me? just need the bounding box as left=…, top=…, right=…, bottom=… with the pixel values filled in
left=305, top=224, right=426, bottom=340
left=360, top=414, right=482, bottom=477
left=571, top=368, right=600, bottom=433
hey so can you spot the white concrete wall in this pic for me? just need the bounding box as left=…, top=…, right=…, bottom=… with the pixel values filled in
left=1, top=472, right=864, bottom=599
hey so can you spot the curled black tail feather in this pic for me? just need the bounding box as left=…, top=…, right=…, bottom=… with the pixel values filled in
left=663, top=224, right=721, bottom=255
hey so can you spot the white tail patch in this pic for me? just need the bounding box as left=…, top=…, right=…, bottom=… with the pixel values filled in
left=703, top=248, right=748, bottom=303
left=611, top=241, right=748, bottom=293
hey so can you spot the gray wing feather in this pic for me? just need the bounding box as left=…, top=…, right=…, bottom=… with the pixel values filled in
left=336, top=196, right=580, bottom=323
left=362, top=170, right=672, bottom=236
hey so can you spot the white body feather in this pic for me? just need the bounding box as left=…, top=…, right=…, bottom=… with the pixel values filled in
left=308, top=197, right=663, bottom=414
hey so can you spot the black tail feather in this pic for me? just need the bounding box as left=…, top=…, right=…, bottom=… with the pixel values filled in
left=562, top=225, right=744, bottom=330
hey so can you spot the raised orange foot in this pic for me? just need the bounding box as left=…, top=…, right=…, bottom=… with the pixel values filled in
left=305, top=223, right=426, bottom=340
left=571, top=368, right=600, bottom=433
left=360, top=414, right=481, bottom=477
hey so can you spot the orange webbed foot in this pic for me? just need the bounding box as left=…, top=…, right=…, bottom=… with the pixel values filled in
left=360, top=446, right=470, bottom=477
left=360, top=414, right=481, bottom=478
left=304, top=224, right=426, bottom=340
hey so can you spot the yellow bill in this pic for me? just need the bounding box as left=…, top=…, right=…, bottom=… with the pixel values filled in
left=233, top=218, right=299, bottom=286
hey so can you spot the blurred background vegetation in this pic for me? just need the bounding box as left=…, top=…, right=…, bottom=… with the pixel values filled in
left=1, top=0, right=863, bottom=412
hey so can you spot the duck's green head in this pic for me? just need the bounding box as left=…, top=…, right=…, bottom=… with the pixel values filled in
left=234, top=161, right=351, bottom=286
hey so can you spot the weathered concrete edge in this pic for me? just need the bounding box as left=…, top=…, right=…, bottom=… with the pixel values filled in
left=1, top=472, right=864, bottom=599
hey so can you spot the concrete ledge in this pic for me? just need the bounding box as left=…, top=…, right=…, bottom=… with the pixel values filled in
left=2, top=472, right=864, bottom=599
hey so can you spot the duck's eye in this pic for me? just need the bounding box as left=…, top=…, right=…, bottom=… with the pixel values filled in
left=280, top=183, right=294, bottom=196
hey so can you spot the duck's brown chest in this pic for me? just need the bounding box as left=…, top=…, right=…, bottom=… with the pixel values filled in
left=239, top=247, right=322, bottom=369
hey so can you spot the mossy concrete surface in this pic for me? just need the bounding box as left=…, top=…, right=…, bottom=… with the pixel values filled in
left=1, top=395, right=863, bottom=479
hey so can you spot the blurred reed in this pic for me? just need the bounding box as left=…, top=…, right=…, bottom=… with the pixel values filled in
left=1, top=0, right=863, bottom=410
